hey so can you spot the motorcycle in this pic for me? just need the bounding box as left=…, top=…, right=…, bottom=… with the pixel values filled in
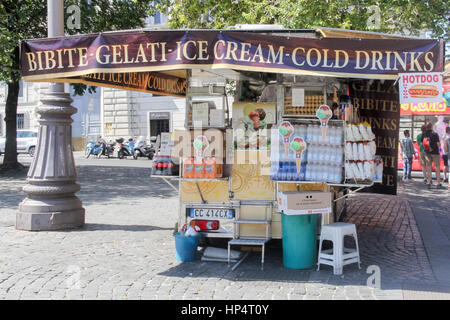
left=133, top=138, right=155, bottom=160
left=85, top=141, right=105, bottom=158
left=116, top=138, right=135, bottom=159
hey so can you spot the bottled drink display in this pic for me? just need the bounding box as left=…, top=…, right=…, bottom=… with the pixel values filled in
left=182, top=157, right=220, bottom=179
left=269, top=115, right=378, bottom=185
left=270, top=121, right=345, bottom=184
left=344, top=121, right=378, bottom=182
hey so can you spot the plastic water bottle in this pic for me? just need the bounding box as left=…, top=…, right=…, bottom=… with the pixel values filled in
left=336, top=165, right=343, bottom=183
left=328, top=146, right=336, bottom=163
left=294, top=125, right=300, bottom=138
left=317, top=144, right=322, bottom=161
left=306, top=143, right=312, bottom=162
left=299, top=163, right=307, bottom=181
left=323, top=144, right=330, bottom=162
left=281, top=161, right=287, bottom=181
left=318, top=163, right=325, bottom=182
left=306, top=125, right=312, bottom=142
left=277, top=161, right=283, bottom=181
left=314, top=163, right=321, bottom=182
left=336, top=146, right=343, bottom=164
left=285, top=161, right=292, bottom=181
left=292, top=161, right=298, bottom=181
left=299, top=125, right=307, bottom=140
left=336, top=126, right=344, bottom=144
left=305, top=164, right=311, bottom=181
left=310, top=163, right=316, bottom=181
left=309, top=163, right=316, bottom=181
left=313, top=144, right=320, bottom=161
left=312, top=125, right=319, bottom=142
left=312, top=144, right=319, bottom=161
left=270, top=161, right=278, bottom=180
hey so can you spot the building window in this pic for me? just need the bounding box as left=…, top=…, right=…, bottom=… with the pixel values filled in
left=105, top=123, right=112, bottom=135
left=17, top=113, right=24, bottom=129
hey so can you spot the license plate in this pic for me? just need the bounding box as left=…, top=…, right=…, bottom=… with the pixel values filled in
left=189, top=208, right=234, bottom=219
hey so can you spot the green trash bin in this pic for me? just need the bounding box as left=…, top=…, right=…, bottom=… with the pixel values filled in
left=281, top=214, right=318, bottom=269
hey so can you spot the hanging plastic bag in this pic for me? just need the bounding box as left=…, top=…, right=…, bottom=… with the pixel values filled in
left=358, top=143, right=366, bottom=161
left=356, top=162, right=365, bottom=180
left=350, top=162, right=362, bottom=180
left=352, top=142, right=359, bottom=161
left=351, top=124, right=362, bottom=141
left=365, top=122, right=376, bottom=140
left=369, top=141, right=376, bottom=158
left=363, top=142, right=372, bottom=161
left=345, top=124, right=355, bottom=141
left=185, top=225, right=201, bottom=237
left=345, top=161, right=354, bottom=179
left=363, top=161, right=374, bottom=180
left=359, top=123, right=370, bottom=141
left=345, top=142, right=353, bottom=160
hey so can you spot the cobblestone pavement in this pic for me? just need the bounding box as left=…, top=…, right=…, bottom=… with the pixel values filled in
left=0, top=161, right=448, bottom=300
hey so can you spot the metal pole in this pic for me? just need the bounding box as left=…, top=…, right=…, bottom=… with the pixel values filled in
left=16, top=0, right=85, bottom=230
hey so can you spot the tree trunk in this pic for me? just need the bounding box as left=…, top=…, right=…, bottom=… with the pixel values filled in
left=1, top=46, right=23, bottom=172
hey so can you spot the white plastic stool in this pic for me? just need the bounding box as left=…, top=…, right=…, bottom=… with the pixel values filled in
left=317, top=222, right=361, bottom=275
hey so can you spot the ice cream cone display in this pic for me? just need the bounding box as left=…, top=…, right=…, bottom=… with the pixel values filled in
left=278, top=121, right=294, bottom=157
left=193, top=135, right=209, bottom=159
left=290, top=137, right=307, bottom=173
left=316, top=105, right=332, bottom=141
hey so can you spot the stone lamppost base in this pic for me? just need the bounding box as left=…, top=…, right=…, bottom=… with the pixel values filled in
left=16, top=196, right=85, bottom=231
left=15, top=85, right=85, bottom=231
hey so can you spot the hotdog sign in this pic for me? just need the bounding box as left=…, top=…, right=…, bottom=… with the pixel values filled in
left=399, top=72, right=443, bottom=104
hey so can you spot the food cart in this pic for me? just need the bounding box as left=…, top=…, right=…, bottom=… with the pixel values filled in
left=20, top=27, right=445, bottom=267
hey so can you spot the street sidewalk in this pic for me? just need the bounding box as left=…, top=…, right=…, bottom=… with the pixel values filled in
left=397, top=177, right=450, bottom=298
left=0, top=160, right=449, bottom=300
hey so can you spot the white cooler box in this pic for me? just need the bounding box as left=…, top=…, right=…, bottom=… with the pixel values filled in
left=277, top=191, right=332, bottom=215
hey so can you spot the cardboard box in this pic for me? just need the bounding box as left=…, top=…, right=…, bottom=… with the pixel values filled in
left=209, top=109, right=225, bottom=127
left=192, top=102, right=209, bottom=126
left=277, top=191, right=332, bottom=215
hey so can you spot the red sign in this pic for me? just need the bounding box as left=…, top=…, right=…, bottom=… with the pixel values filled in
left=400, top=101, right=450, bottom=115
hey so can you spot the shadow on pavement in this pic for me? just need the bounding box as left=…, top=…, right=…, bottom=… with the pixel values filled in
left=61, top=223, right=174, bottom=232
left=0, top=165, right=178, bottom=207
left=158, top=240, right=403, bottom=290
left=76, top=165, right=178, bottom=205
left=158, top=246, right=311, bottom=283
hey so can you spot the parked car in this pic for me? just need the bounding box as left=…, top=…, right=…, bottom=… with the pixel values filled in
left=0, top=130, right=38, bottom=157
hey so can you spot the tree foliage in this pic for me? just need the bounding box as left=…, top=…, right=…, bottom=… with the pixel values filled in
left=151, top=0, right=449, bottom=40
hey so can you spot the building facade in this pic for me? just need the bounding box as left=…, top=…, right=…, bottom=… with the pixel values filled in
left=0, top=81, right=101, bottom=151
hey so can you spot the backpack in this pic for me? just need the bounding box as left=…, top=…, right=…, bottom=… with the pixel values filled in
left=423, top=136, right=431, bottom=152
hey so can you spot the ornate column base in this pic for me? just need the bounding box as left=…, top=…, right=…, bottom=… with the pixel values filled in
left=16, top=85, right=85, bottom=231
left=17, top=194, right=85, bottom=231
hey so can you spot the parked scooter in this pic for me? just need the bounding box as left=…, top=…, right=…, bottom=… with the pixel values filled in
left=105, top=141, right=116, bottom=157
left=133, top=136, right=155, bottom=160
left=116, top=137, right=135, bottom=159
left=97, top=140, right=115, bottom=158
left=85, top=140, right=105, bottom=158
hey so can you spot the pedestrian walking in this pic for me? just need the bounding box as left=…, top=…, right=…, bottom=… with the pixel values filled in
left=423, top=122, right=445, bottom=189
left=416, top=125, right=429, bottom=183
left=400, top=130, right=416, bottom=180
left=443, top=126, right=450, bottom=184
